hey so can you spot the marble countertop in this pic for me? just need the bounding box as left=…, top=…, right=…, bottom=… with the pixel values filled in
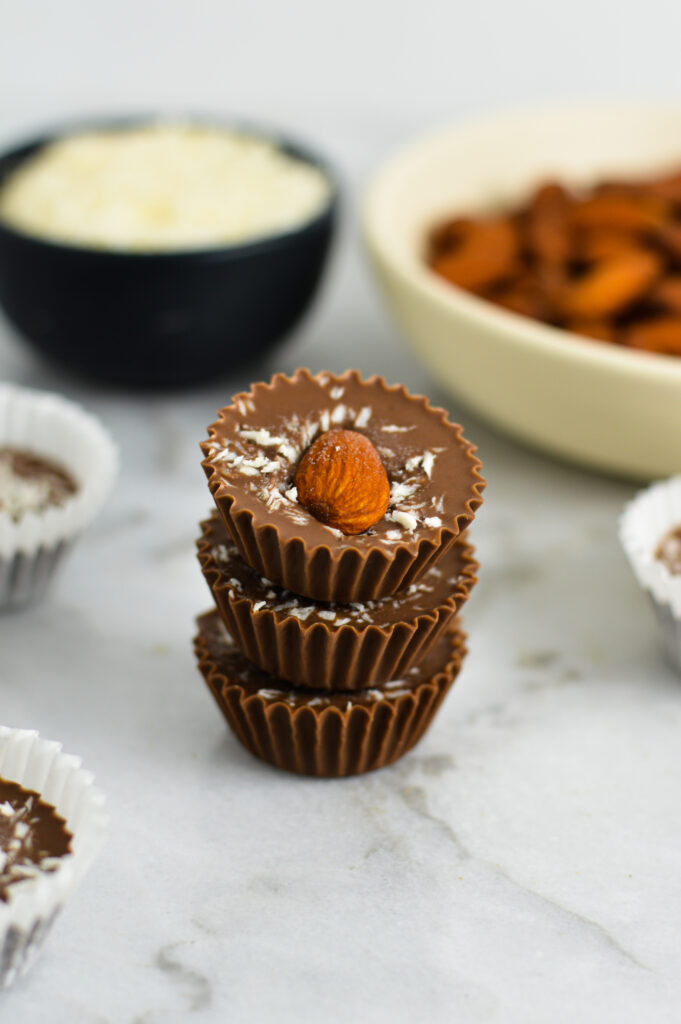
left=1, top=206, right=680, bottom=1024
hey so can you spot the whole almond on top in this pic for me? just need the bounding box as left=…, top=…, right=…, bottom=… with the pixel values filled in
left=294, top=429, right=390, bottom=535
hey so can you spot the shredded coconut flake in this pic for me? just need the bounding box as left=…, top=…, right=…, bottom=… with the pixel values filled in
left=238, top=428, right=287, bottom=447
left=422, top=451, right=435, bottom=478
left=390, top=480, right=419, bottom=503
left=404, top=450, right=436, bottom=478
left=388, top=510, right=418, bottom=531
left=278, top=442, right=298, bottom=462
left=354, top=406, right=372, bottom=428
left=330, top=386, right=344, bottom=400
left=286, top=606, right=315, bottom=621
left=424, top=516, right=442, bottom=528
left=0, top=461, right=63, bottom=520
left=0, top=124, right=331, bottom=251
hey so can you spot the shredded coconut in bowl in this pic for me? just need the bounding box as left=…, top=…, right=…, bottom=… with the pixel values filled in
left=0, top=123, right=332, bottom=252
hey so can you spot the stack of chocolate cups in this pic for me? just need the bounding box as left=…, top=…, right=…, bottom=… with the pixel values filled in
left=193, top=369, right=485, bottom=777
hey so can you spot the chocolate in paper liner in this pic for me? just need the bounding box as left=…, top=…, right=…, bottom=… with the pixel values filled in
left=194, top=610, right=467, bottom=777
left=201, top=368, right=485, bottom=602
left=197, top=511, right=477, bottom=689
left=0, top=384, right=118, bottom=610
left=0, top=727, right=107, bottom=989
left=619, top=475, right=681, bottom=674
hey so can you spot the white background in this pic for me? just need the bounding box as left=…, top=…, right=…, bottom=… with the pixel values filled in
left=3, top=1, right=681, bottom=176
left=2, top=3, right=681, bottom=1023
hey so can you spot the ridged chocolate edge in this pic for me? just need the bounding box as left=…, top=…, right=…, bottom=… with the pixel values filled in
left=197, top=514, right=478, bottom=689
left=193, top=619, right=467, bottom=777
left=200, top=368, right=486, bottom=602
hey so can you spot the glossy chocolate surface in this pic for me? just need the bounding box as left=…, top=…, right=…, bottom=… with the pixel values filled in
left=0, top=447, right=76, bottom=522
left=196, top=609, right=462, bottom=709
left=201, top=512, right=471, bottom=629
left=203, top=369, right=483, bottom=551
left=0, top=777, right=72, bottom=903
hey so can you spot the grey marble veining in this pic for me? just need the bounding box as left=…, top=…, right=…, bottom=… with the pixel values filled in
left=0, top=79, right=680, bottom=1019
left=1, top=281, right=680, bottom=1023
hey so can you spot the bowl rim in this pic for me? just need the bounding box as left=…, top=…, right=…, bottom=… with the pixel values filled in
left=362, top=98, right=681, bottom=384
left=0, top=112, right=339, bottom=261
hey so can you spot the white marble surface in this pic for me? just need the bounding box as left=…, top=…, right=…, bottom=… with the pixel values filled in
left=3, top=3, right=681, bottom=1019
left=1, top=238, right=680, bottom=1022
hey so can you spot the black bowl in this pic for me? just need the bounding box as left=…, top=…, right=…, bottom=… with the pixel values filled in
left=0, top=119, right=338, bottom=387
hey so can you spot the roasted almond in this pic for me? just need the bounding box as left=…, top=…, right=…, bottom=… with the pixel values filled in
left=624, top=316, right=681, bottom=355
left=294, top=429, right=390, bottom=536
left=645, top=172, right=681, bottom=204
left=428, top=217, right=475, bottom=260
left=574, top=228, right=641, bottom=263
left=649, top=275, right=681, bottom=313
left=524, top=182, right=572, bottom=266
left=565, top=319, right=617, bottom=343
left=653, top=222, right=681, bottom=263
left=560, top=248, right=661, bottom=319
left=570, top=194, right=666, bottom=233
left=427, top=164, right=681, bottom=361
left=430, top=217, right=519, bottom=292
left=492, top=282, right=543, bottom=318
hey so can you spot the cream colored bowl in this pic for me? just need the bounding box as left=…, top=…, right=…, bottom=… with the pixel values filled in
left=363, top=103, right=681, bottom=480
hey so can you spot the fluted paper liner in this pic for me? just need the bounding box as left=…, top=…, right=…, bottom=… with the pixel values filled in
left=194, top=609, right=467, bottom=777
left=198, top=511, right=477, bottom=689
left=620, top=475, right=681, bottom=673
left=0, top=727, right=107, bottom=989
left=201, top=369, right=484, bottom=602
left=0, top=385, right=118, bottom=609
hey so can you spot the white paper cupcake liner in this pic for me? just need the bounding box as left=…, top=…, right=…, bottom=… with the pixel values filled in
left=0, top=384, right=118, bottom=609
left=0, top=727, right=108, bottom=989
left=619, top=475, right=681, bottom=672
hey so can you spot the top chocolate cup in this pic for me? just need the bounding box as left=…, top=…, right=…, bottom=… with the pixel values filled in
left=201, top=368, right=485, bottom=603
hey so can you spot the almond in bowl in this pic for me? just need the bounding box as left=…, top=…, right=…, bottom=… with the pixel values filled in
left=363, top=102, right=681, bottom=479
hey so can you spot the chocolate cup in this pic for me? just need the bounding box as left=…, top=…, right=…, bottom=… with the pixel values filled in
left=201, top=368, right=485, bottom=602
left=194, top=610, right=467, bottom=777
left=197, top=512, right=478, bottom=689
